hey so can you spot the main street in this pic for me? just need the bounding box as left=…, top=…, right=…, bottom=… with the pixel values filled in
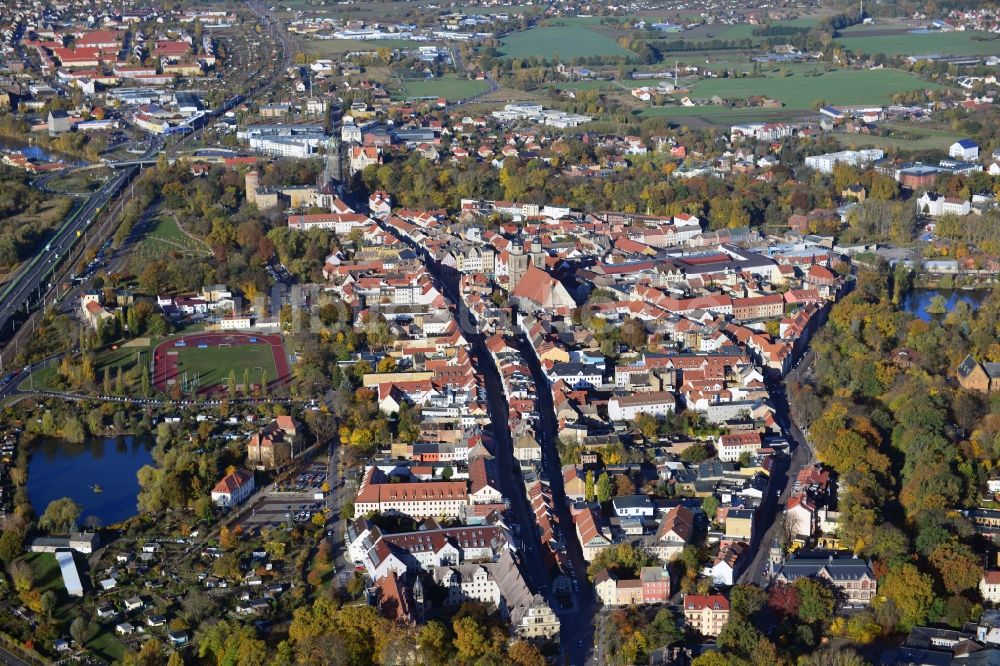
left=739, top=349, right=816, bottom=585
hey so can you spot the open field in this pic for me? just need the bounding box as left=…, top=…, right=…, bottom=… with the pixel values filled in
left=501, top=23, right=634, bottom=60
left=301, top=38, right=431, bottom=56
left=137, top=215, right=210, bottom=259
left=640, top=68, right=945, bottom=118
left=836, top=29, right=1000, bottom=56
left=45, top=167, right=112, bottom=194
left=831, top=124, right=960, bottom=153
left=641, top=107, right=814, bottom=126
left=398, top=74, right=490, bottom=100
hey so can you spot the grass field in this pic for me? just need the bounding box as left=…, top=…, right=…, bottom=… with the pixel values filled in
left=174, top=344, right=278, bottom=390
left=641, top=68, right=944, bottom=118
left=501, top=23, right=634, bottom=60
left=399, top=74, right=490, bottom=100
left=836, top=29, right=1000, bottom=56
left=831, top=124, right=960, bottom=152
left=138, top=215, right=210, bottom=259
left=45, top=167, right=112, bottom=194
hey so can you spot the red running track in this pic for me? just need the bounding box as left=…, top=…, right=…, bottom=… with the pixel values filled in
left=151, top=332, right=290, bottom=394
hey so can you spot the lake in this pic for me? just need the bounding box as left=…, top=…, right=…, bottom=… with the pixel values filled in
left=28, top=436, right=154, bottom=527
left=899, top=288, right=989, bottom=321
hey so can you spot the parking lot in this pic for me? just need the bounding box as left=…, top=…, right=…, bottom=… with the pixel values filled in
left=235, top=460, right=332, bottom=534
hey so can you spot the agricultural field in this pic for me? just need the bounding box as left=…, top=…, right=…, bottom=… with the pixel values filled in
left=642, top=68, right=945, bottom=118
left=137, top=215, right=210, bottom=259
left=836, top=28, right=1000, bottom=56
left=500, top=22, right=635, bottom=60
left=398, top=74, right=491, bottom=100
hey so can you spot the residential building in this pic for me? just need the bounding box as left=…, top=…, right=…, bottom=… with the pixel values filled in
left=771, top=553, right=877, bottom=605
left=684, top=594, right=730, bottom=637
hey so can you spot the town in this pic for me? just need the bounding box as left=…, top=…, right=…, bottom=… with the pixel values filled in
left=0, top=0, right=999, bottom=665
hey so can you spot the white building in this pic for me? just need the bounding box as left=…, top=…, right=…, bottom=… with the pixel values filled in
left=804, top=149, right=884, bottom=174
left=608, top=391, right=676, bottom=421
left=981, top=571, right=1000, bottom=603
left=211, top=468, right=256, bottom=507
left=917, top=191, right=971, bottom=217
left=949, top=139, right=979, bottom=161
left=219, top=315, right=252, bottom=330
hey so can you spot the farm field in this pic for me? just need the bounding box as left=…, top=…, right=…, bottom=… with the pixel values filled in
left=644, top=68, right=945, bottom=115
left=137, top=215, right=210, bottom=259
left=399, top=74, right=490, bottom=100
left=836, top=29, right=1000, bottom=56
left=500, top=23, right=634, bottom=59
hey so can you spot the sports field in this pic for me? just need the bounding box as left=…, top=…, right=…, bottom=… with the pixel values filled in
left=152, top=333, right=289, bottom=394
left=400, top=75, right=490, bottom=100
left=501, top=23, right=634, bottom=60
left=641, top=68, right=944, bottom=117
left=836, top=29, right=1000, bottom=56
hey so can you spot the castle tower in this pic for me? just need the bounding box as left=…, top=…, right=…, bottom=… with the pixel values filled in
left=245, top=170, right=260, bottom=205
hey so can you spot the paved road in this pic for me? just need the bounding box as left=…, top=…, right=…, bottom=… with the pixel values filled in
left=0, top=646, right=30, bottom=666
left=739, top=350, right=816, bottom=585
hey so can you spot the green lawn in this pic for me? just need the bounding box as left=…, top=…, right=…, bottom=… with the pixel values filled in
left=501, top=23, right=635, bottom=59
left=642, top=68, right=944, bottom=117
left=173, top=343, right=278, bottom=390
left=836, top=29, right=1000, bottom=56
left=45, top=168, right=112, bottom=194
left=88, top=629, right=126, bottom=663
left=138, top=215, right=209, bottom=259
left=399, top=74, right=490, bottom=101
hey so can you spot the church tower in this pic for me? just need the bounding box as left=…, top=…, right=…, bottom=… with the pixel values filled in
left=508, top=242, right=529, bottom=291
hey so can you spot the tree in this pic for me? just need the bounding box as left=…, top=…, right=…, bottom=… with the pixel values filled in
left=453, top=616, right=491, bottom=662
left=794, top=577, right=835, bottom=624
left=585, top=470, right=596, bottom=503
left=929, top=541, right=983, bottom=594
left=508, top=640, right=546, bottom=666
left=70, top=616, right=94, bottom=646
left=767, top=582, right=800, bottom=618
left=701, top=495, right=720, bottom=522
left=878, top=563, right=936, bottom=630
left=613, top=474, right=635, bottom=496
left=341, top=500, right=355, bottom=521
left=730, top=584, right=767, bottom=617
left=596, top=472, right=613, bottom=503
left=197, top=620, right=268, bottom=666
left=39, top=497, right=82, bottom=533
left=228, top=369, right=237, bottom=396
left=0, top=529, right=23, bottom=563
left=634, top=412, right=660, bottom=440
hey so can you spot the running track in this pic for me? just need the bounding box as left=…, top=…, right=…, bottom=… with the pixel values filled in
left=151, top=332, right=290, bottom=394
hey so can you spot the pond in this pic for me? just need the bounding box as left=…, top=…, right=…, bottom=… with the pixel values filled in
left=0, top=135, right=87, bottom=166
left=28, top=436, right=155, bottom=527
left=899, top=288, right=989, bottom=321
